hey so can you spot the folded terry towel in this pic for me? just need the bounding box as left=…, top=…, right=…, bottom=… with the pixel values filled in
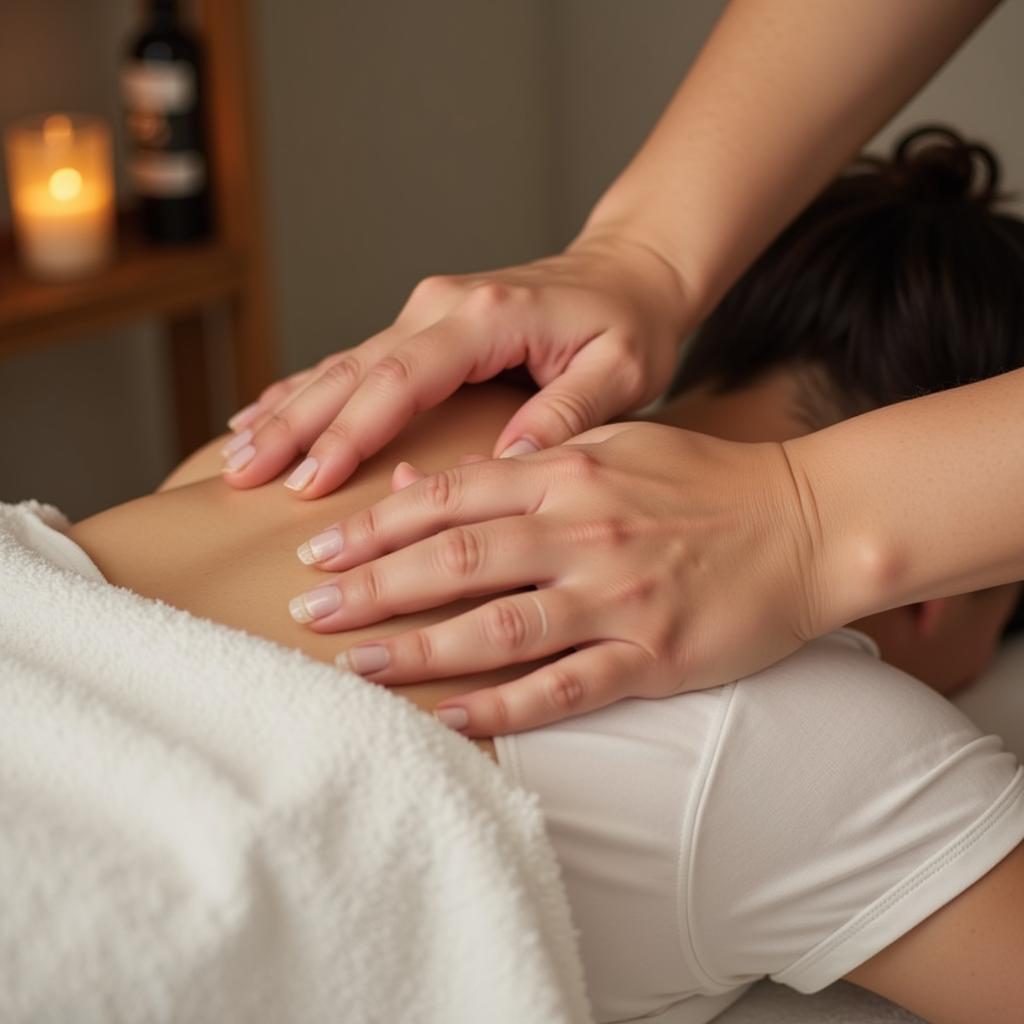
left=0, top=501, right=592, bottom=1024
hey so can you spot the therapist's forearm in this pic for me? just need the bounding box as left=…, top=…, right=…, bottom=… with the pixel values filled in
left=578, top=0, right=998, bottom=317
left=786, top=367, right=1024, bottom=631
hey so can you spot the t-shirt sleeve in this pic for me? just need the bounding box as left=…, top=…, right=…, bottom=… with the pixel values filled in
left=684, top=630, right=1024, bottom=994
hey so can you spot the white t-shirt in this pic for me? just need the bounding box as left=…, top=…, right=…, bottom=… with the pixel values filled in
left=494, top=629, right=1024, bottom=1024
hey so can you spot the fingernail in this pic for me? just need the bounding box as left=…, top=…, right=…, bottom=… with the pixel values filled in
left=345, top=644, right=390, bottom=674
left=228, top=402, right=260, bottom=432
left=220, top=427, right=253, bottom=458
left=284, top=456, right=319, bottom=492
left=434, top=706, right=469, bottom=731
left=499, top=437, right=539, bottom=459
left=222, top=444, right=256, bottom=473
left=297, top=528, right=343, bottom=565
left=288, top=585, right=341, bottom=623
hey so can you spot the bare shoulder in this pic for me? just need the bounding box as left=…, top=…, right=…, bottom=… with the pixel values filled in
left=846, top=842, right=1024, bottom=1024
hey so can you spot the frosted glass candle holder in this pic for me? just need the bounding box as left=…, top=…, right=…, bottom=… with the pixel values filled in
left=4, top=113, right=116, bottom=282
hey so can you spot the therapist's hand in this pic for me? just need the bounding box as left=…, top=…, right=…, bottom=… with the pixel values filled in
left=289, top=421, right=830, bottom=736
left=220, top=233, right=691, bottom=496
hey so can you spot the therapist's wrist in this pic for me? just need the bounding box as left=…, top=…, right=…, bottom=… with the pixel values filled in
left=567, top=219, right=708, bottom=339
left=781, top=430, right=902, bottom=639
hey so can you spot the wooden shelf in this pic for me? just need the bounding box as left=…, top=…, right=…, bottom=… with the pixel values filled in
left=0, top=225, right=241, bottom=357
left=0, top=0, right=275, bottom=459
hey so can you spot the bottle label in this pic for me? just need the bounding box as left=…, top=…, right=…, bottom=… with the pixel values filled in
left=121, top=61, right=196, bottom=113
left=128, top=150, right=206, bottom=198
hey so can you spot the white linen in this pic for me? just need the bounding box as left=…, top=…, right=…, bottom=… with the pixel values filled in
left=0, top=501, right=592, bottom=1024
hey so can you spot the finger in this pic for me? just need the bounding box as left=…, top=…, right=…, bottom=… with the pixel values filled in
left=337, top=586, right=585, bottom=684
left=391, top=461, right=425, bottom=491
left=431, top=640, right=648, bottom=736
left=295, top=456, right=540, bottom=573
left=255, top=368, right=315, bottom=417
left=293, top=515, right=560, bottom=632
left=222, top=330, right=398, bottom=488
left=227, top=366, right=318, bottom=432
left=492, top=335, right=645, bottom=456
left=295, top=320, right=504, bottom=498
left=457, top=452, right=489, bottom=465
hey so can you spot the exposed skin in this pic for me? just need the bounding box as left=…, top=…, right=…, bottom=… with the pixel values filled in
left=72, top=386, right=543, bottom=765
left=203, top=0, right=1011, bottom=749
left=224, top=0, right=1000, bottom=493
left=662, top=376, right=1022, bottom=696
left=210, top=0, right=1005, bottom=744
left=69, top=377, right=1023, bottom=1022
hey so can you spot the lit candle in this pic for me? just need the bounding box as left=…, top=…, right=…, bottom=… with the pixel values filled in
left=4, top=113, right=116, bottom=282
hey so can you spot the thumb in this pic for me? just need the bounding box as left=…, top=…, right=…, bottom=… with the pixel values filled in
left=492, top=339, right=643, bottom=457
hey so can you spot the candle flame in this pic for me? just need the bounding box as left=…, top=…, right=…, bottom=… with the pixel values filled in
left=48, top=167, right=83, bottom=202
left=43, top=114, right=74, bottom=145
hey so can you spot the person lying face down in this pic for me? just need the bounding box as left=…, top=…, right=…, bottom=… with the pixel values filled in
left=666, top=124, right=1024, bottom=694
left=64, top=126, right=1024, bottom=1024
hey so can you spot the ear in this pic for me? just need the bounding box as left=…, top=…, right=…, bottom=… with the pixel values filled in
left=912, top=598, right=953, bottom=638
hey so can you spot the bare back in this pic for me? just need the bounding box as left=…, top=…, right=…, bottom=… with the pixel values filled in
left=67, top=384, right=542, bottom=760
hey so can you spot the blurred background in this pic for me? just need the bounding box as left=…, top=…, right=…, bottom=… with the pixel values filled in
left=2, top=0, right=1023, bottom=521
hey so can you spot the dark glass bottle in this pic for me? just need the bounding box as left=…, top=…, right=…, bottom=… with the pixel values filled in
left=121, top=0, right=211, bottom=243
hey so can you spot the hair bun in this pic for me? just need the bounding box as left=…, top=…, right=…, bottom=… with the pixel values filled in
left=893, top=125, right=1000, bottom=204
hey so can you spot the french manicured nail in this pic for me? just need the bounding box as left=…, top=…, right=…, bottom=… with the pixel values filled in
left=345, top=644, right=390, bottom=675
left=222, top=444, right=255, bottom=473
left=434, top=706, right=469, bottom=731
left=284, top=456, right=318, bottom=492
left=288, top=585, right=341, bottom=623
left=220, top=428, right=252, bottom=458
left=297, top=528, right=342, bottom=565
left=499, top=437, right=539, bottom=459
left=228, top=402, right=260, bottom=432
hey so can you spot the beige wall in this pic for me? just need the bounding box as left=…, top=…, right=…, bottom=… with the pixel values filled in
left=2, top=1, right=1023, bottom=519
left=257, top=0, right=556, bottom=373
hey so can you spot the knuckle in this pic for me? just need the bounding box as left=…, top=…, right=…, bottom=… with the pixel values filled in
left=318, top=419, right=355, bottom=449
left=317, top=355, right=362, bottom=392
left=406, top=628, right=435, bottom=667
left=421, top=468, right=459, bottom=514
left=546, top=390, right=599, bottom=439
left=484, top=600, right=531, bottom=652
left=556, top=446, right=601, bottom=482
left=367, top=353, right=415, bottom=390
left=354, top=504, right=381, bottom=548
left=465, top=281, right=512, bottom=312
left=545, top=668, right=587, bottom=713
left=410, top=274, right=456, bottom=305
left=437, top=528, right=482, bottom=579
left=488, top=689, right=513, bottom=734
left=586, top=516, right=631, bottom=549
left=614, top=572, right=656, bottom=605
left=263, top=411, right=296, bottom=439
left=358, top=566, right=385, bottom=606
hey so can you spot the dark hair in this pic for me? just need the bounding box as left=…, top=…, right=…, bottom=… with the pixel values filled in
left=671, top=126, right=1024, bottom=423
left=670, top=126, right=1024, bottom=635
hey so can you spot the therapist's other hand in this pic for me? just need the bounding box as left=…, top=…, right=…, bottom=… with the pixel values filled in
left=221, top=234, right=690, bottom=496
left=290, top=422, right=827, bottom=736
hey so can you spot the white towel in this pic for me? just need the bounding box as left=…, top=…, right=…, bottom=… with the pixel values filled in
left=0, top=501, right=592, bottom=1024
